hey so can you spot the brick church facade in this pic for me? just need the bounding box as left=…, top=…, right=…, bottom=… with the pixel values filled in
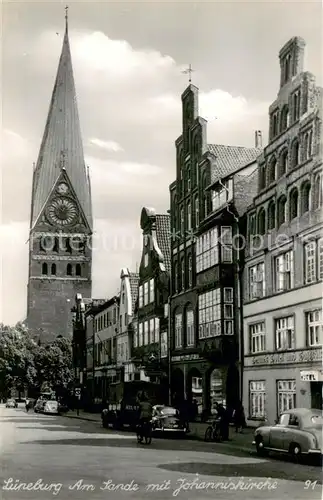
left=26, top=14, right=92, bottom=340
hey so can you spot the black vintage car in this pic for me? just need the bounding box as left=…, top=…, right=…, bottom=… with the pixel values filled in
left=102, top=401, right=139, bottom=430
left=151, top=405, right=189, bottom=436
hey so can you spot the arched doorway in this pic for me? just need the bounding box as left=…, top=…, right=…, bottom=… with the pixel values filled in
left=209, top=368, right=225, bottom=414
left=171, top=368, right=184, bottom=406
left=187, top=367, right=203, bottom=414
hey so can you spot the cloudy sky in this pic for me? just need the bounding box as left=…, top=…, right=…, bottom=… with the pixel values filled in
left=1, top=0, right=322, bottom=325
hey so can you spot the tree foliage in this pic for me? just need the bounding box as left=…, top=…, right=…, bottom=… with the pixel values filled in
left=0, top=323, right=74, bottom=397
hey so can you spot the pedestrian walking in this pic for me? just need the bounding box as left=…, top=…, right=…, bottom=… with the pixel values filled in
left=233, top=401, right=246, bottom=433
left=215, top=403, right=230, bottom=440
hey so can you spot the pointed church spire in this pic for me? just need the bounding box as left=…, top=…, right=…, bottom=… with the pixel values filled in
left=31, top=8, right=92, bottom=230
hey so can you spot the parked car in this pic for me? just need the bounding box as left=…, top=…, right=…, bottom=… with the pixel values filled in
left=5, top=399, right=18, bottom=408
left=34, top=399, right=47, bottom=413
left=151, top=405, right=189, bottom=436
left=57, top=401, right=69, bottom=414
left=253, top=408, right=322, bottom=459
left=43, top=400, right=59, bottom=415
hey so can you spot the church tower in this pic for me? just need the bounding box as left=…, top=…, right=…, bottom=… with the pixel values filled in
left=26, top=10, right=92, bottom=340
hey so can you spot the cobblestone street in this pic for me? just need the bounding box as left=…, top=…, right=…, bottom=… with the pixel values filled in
left=1, top=406, right=321, bottom=500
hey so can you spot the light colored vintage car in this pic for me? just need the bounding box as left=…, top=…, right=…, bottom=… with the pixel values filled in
left=43, top=400, right=59, bottom=415
left=253, top=408, right=322, bottom=458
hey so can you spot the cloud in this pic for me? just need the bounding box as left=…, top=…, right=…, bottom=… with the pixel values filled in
left=89, top=138, right=124, bottom=152
left=87, top=156, right=163, bottom=183
left=31, top=30, right=178, bottom=90
left=200, top=90, right=268, bottom=123
left=1, top=129, right=32, bottom=160
left=87, top=156, right=170, bottom=220
left=72, top=31, right=176, bottom=79
left=0, top=222, right=29, bottom=324
left=148, top=90, right=268, bottom=125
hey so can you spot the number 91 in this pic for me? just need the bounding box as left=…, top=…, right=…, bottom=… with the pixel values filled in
left=304, top=480, right=317, bottom=490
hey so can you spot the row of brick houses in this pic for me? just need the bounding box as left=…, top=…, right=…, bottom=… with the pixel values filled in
left=72, top=36, right=322, bottom=422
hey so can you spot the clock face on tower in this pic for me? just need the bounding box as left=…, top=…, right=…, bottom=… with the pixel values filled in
left=46, top=197, right=78, bottom=227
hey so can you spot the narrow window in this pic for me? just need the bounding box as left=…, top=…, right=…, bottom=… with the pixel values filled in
left=300, top=181, right=311, bottom=214
left=65, top=238, right=72, bottom=254
left=289, top=188, right=299, bottom=220
left=257, top=208, right=266, bottom=235
left=67, top=263, right=72, bottom=276
left=267, top=158, right=276, bottom=184
left=51, top=263, right=56, bottom=275
left=280, top=106, right=289, bottom=132
left=291, top=140, right=299, bottom=169
left=277, top=196, right=287, bottom=227
left=42, top=262, right=48, bottom=275
left=267, top=201, right=275, bottom=230
left=279, top=149, right=288, bottom=177
left=181, top=257, right=185, bottom=290
left=194, top=195, right=199, bottom=227
left=188, top=254, right=193, bottom=287
left=187, top=202, right=192, bottom=231
left=313, top=173, right=322, bottom=209
left=53, top=237, right=59, bottom=253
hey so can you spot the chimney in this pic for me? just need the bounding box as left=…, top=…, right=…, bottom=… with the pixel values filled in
left=255, top=130, right=262, bottom=148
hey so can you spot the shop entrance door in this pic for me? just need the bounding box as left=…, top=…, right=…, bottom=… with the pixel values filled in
left=311, top=382, right=322, bottom=409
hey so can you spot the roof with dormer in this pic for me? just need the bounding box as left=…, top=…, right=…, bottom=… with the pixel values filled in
left=31, top=18, right=92, bottom=229
left=207, top=144, right=262, bottom=183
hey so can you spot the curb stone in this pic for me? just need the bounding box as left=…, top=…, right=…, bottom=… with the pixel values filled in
left=62, top=412, right=256, bottom=453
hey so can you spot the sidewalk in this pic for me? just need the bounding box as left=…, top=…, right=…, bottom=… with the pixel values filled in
left=62, top=410, right=255, bottom=451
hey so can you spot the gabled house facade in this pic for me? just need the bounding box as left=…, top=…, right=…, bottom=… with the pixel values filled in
left=88, top=296, right=119, bottom=406
left=131, top=207, right=170, bottom=398
left=242, top=37, right=323, bottom=426
left=117, top=268, right=139, bottom=388
left=169, top=83, right=262, bottom=415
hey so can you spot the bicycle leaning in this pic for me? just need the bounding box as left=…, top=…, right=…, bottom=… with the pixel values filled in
left=136, top=419, right=152, bottom=445
left=204, top=418, right=222, bottom=442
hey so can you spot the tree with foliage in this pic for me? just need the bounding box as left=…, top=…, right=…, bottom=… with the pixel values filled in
left=34, top=336, right=74, bottom=395
left=0, top=324, right=38, bottom=398
left=0, top=323, right=74, bottom=399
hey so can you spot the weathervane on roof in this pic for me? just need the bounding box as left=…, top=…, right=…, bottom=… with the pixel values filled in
left=182, top=64, right=195, bottom=83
